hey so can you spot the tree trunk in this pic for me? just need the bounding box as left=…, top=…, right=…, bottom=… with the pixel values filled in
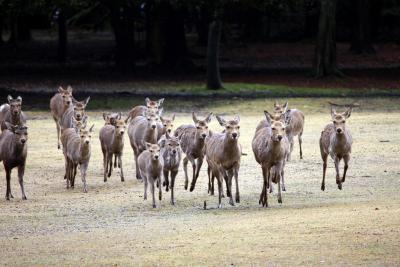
left=109, top=4, right=135, bottom=71
left=350, top=0, right=375, bottom=54
left=207, top=20, right=223, bottom=90
left=57, top=9, right=67, bottom=63
left=314, top=0, right=342, bottom=78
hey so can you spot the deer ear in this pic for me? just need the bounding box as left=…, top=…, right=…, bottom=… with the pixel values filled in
left=283, top=102, right=288, bottom=113
left=274, top=100, right=278, bottom=107
left=58, top=86, right=64, bottom=93
left=16, top=96, right=22, bottom=103
left=205, top=112, right=213, bottom=123
left=72, top=97, right=78, bottom=105
left=103, top=113, right=108, bottom=121
left=89, top=124, right=94, bottom=132
left=145, top=97, right=151, bottom=106
left=158, top=108, right=163, bottom=116
left=192, top=112, right=199, bottom=124
left=158, top=138, right=166, bottom=148
left=7, top=95, right=13, bottom=103
left=158, top=98, right=165, bottom=106
left=344, top=107, right=352, bottom=119
left=216, top=115, right=226, bottom=126
left=146, top=142, right=152, bottom=150
left=331, top=108, right=337, bottom=119
left=234, top=115, right=240, bottom=123
left=264, top=110, right=273, bottom=124
left=118, top=112, right=122, bottom=120
left=67, top=86, right=73, bottom=93
left=84, top=96, right=91, bottom=106
left=171, top=114, right=175, bottom=121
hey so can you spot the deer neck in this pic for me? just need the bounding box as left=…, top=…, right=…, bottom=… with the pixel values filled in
left=145, top=127, right=157, bottom=144
left=80, top=142, right=91, bottom=160
left=10, top=112, right=21, bottom=124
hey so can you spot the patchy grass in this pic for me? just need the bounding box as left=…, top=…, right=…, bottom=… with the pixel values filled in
left=0, top=98, right=400, bottom=266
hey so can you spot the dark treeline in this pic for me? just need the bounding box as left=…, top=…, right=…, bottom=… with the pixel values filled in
left=0, top=0, right=400, bottom=88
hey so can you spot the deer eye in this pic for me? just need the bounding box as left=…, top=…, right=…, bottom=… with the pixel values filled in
left=237, top=126, right=240, bottom=129
left=226, top=126, right=231, bottom=129
left=205, top=126, right=208, bottom=129
left=164, top=124, right=167, bottom=127
left=272, top=127, right=276, bottom=131
left=342, top=121, right=345, bottom=123
left=196, top=126, right=201, bottom=129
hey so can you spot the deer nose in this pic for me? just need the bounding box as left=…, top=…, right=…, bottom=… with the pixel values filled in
left=337, top=128, right=342, bottom=133
left=66, top=101, right=70, bottom=105
left=85, top=140, right=90, bottom=144
left=277, top=135, right=283, bottom=141
left=152, top=125, right=156, bottom=129
left=201, top=133, right=207, bottom=138
left=13, top=111, right=18, bottom=114
left=168, top=129, right=172, bottom=133
left=154, top=155, right=159, bottom=159
left=76, top=114, right=81, bottom=119
left=21, top=139, right=26, bottom=144
left=232, top=133, right=238, bottom=138
left=172, top=150, right=176, bottom=154
left=120, top=130, right=125, bottom=135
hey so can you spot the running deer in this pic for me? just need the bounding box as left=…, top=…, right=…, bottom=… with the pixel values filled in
left=126, top=98, right=164, bottom=122
left=138, top=143, right=163, bottom=208
left=50, top=86, right=73, bottom=149
left=174, top=112, right=212, bottom=192
left=320, top=107, right=353, bottom=191
left=64, top=124, right=94, bottom=192
left=159, top=132, right=181, bottom=205
left=205, top=115, right=241, bottom=208
left=252, top=111, right=290, bottom=207
left=99, top=117, right=126, bottom=182
left=0, top=123, right=28, bottom=200
left=0, top=95, right=27, bottom=131
left=128, top=110, right=160, bottom=179
left=274, top=101, right=304, bottom=160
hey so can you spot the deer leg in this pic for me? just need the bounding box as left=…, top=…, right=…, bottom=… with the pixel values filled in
left=107, top=153, right=113, bottom=178
left=163, top=170, right=169, bottom=192
left=114, top=154, right=117, bottom=168
left=224, top=171, right=231, bottom=197
left=334, top=157, right=342, bottom=190
left=56, top=120, right=61, bottom=149
left=66, top=158, right=71, bottom=189
left=299, top=132, right=303, bottom=159
left=321, top=153, right=328, bottom=191
left=342, top=154, right=350, bottom=183
left=183, top=157, right=189, bottom=190
left=276, top=163, right=283, bottom=204
left=227, top=170, right=234, bottom=206
left=234, top=165, right=240, bottom=203
left=134, top=150, right=141, bottom=180
left=259, top=165, right=268, bottom=207
left=190, top=156, right=203, bottom=192
left=158, top=175, right=162, bottom=203
left=187, top=155, right=196, bottom=191
left=269, top=168, right=274, bottom=194
left=80, top=163, right=88, bottom=193
left=170, top=170, right=177, bottom=205
left=143, top=175, right=148, bottom=200
left=216, top=171, right=223, bottom=208
left=18, top=165, right=27, bottom=200
left=150, top=179, right=156, bottom=208
left=5, top=167, right=11, bottom=200
left=119, top=154, right=124, bottom=182
left=103, top=152, right=108, bottom=182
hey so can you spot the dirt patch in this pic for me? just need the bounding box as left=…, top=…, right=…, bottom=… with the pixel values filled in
left=0, top=98, right=399, bottom=266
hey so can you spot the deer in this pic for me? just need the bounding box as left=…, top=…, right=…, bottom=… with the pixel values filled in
left=174, top=112, right=212, bottom=192
left=63, top=124, right=94, bottom=192
left=205, top=115, right=241, bottom=208
left=138, top=143, right=163, bottom=208
left=159, top=132, right=181, bottom=205
left=126, top=97, right=164, bottom=123
left=0, top=95, right=27, bottom=131
left=50, top=86, right=73, bottom=149
left=252, top=111, right=290, bottom=207
left=128, top=110, right=160, bottom=179
left=60, top=96, right=90, bottom=131
left=320, top=107, right=353, bottom=191
left=157, top=114, right=175, bottom=140
left=99, top=117, right=126, bottom=182
left=103, top=112, right=121, bottom=126
left=0, top=123, right=28, bottom=200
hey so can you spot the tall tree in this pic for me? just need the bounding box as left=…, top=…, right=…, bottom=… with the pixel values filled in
left=206, top=19, right=223, bottom=89
left=314, top=0, right=342, bottom=77
left=350, top=0, right=376, bottom=54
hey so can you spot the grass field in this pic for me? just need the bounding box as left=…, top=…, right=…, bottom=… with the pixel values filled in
left=0, top=97, right=400, bottom=266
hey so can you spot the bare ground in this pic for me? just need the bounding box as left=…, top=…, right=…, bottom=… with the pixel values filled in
left=0, top=98, right=400, bottom=266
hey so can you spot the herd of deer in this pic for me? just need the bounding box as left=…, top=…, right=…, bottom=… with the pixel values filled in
left=0, top=86, right=354, bottom=208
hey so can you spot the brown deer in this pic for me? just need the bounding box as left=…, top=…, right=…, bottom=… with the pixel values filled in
left=157, top=114, right=175, bottom=140
left=99, top=118, right=126, bottom=182
left=205, top=115, right=241, bottom=208
left=0, top=123, right=28, bottom=200
left=128, top=110, right=160, bottom=179
left=126, top=98, right=164, bottom=122
left=50, top=86, right=73, bottom=149
left=320, top=107, right=353, bottom=191
left=0, top=95, right=27, bottom=131
left=174, top=112, right=212, bottom=192
left=159, top=132, right=181, bottom=205
left=138, top=143, right=163, bottom=208
left=103, top=112, right=121, bottom=126
left=60, top=96, right=90, bottom=131
left=252, top=111, right=290, bottom=207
